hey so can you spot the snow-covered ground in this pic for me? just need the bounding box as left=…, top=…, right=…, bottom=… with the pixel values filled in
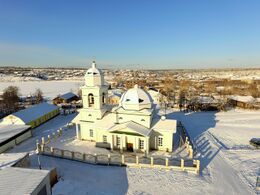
left=0, top=80, right=84, bottom=99
left=3, top=110, right=259, bottom=194
left=172, top=110, right=260, bottom=194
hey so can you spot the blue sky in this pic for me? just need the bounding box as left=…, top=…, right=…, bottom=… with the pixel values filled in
left=0, top=0, right=260, bottom=69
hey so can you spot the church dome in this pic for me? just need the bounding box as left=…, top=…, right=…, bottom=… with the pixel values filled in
left=120, top=84, right=153, bottom=111
left=85, top=61, right=104, bottom=86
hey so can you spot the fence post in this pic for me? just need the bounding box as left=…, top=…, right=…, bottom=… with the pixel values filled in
left=57, top=129, right=60, bottom=137
left=94, top=153, right=97, bottom=164
left=47, top=135, right=51, bottom=143
left=121, top=155, right=125, bottom=165
left=150, top=157, right=154, bottom=166
left=185, top=137, right=188, bottom=143
left=36, top=139, right=40, bottom=153
left=61, top=149, right=64, bottom=158
left=41, top=144, right=44, bottom=152
left=136, top=156, right=139, bottom=165
left=181, top=159, right=184, bottom=170
left=71, top=151, right=74, bottom=159
left=189, top=148, right=193, bottom=159
left=41, top=137, right=45, bottom=145
left=53, top=132, right=56, bottom=141
left=83, top=153, right=86, bottom=161
left=196, top=160, right=200, bottom=174
left=165, top=158, right=169, bottom=167
left=108, top=154, right=111, bottom=165
left=50, top=147, right=54, bottom=155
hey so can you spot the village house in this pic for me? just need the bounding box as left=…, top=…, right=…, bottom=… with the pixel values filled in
left=228, top=95, right=256, bottom=109
left=73, top=61, right=176, bottom=154
left=52, top=92, right=79, bottom=105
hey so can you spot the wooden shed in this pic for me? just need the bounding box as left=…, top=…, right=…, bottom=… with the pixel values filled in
left=53, top=92, right=79, bottom=105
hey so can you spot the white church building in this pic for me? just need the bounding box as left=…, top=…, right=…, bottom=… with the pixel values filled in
left=73, top=61, right=177, bottom=154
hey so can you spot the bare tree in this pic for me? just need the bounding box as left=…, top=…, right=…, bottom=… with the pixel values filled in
left=35, top=88, right=43, bottom=104
left=248, top=83, right=259, bottom=98
left=2, top=86, right=20, bottom=112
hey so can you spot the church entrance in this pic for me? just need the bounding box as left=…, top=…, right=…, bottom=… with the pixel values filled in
left=127, top=143, right=133, bottom=152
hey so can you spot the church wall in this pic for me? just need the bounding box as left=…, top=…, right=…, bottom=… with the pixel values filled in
left=151, top=130, right=174, bottom=152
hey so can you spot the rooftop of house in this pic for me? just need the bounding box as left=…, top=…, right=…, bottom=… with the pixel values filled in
left=228, top=95, right=255, bottom=103
left=59, top=92, right=78, bottom=100
left=3, top=102, right=58, bottom=124
left=0, top=152, right=28, bottom=169
left=0, top=167, right=50, bottom=195
left=0, top=125, right=31, bottom=145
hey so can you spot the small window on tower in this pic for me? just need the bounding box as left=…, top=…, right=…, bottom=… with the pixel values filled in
left=126, top=99, right=131, bottom=102
left=88, top=93, right=94, bottom=107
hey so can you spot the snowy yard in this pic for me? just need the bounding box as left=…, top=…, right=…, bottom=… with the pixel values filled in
left=46, top=125, right=188, bottom=159
left=3, top=109, right=260, bottom=194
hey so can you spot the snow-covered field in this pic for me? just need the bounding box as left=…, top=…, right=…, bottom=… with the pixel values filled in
left=4, top=110, right=260, bottom=194
left=0, top=80, right=84, bottom=99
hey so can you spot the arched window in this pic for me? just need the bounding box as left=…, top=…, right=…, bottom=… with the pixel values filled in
left=88, top=93, right=94, bottom=107
left=102, top=92, right=106, bottom=104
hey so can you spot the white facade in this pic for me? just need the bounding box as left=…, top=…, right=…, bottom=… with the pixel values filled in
left=73, top=61, right=176, bottom=153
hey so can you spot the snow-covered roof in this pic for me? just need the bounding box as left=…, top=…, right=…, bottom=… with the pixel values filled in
left=151, top=117, right=177, bottom=132
left=120, top=84, right=153, bottom=111
left=197, top=96, right=217, bottom=104
left=59, top=92, right=77, bottom=100
left=108, top=121, right=152, bottom=137
left=0, top=152, right=28, bottom=169
left=0, top=125, right=31, bottom=145
left=229, top=95, right=255, bottom=103
left=10, top=102, right=58, bottom=124
left=0, top=167, right=50, bottom=195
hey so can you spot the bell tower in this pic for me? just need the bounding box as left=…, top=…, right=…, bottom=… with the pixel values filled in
left=80, top=61, right=108, bottom=121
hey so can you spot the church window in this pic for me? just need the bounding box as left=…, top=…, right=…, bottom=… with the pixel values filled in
left=89, top=129, right=93, bottom=137
left=139, top=140, right=144, bottom=149
left=126, top=99, right=131, bottom=102
left=88, top=93, right=94, bottom=107
left=139, top=98, right=144, bottom=103
left=116, top=137, right=120, bottom=147
left=119, top=117, right=123, bottom=120
left=158, top=137, right=163, bottom=146
left=102, top=93, right=105, bottom=104
left=103, top=135, right=107, bottom=143
left=141, top=119, right=145, bottom=121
